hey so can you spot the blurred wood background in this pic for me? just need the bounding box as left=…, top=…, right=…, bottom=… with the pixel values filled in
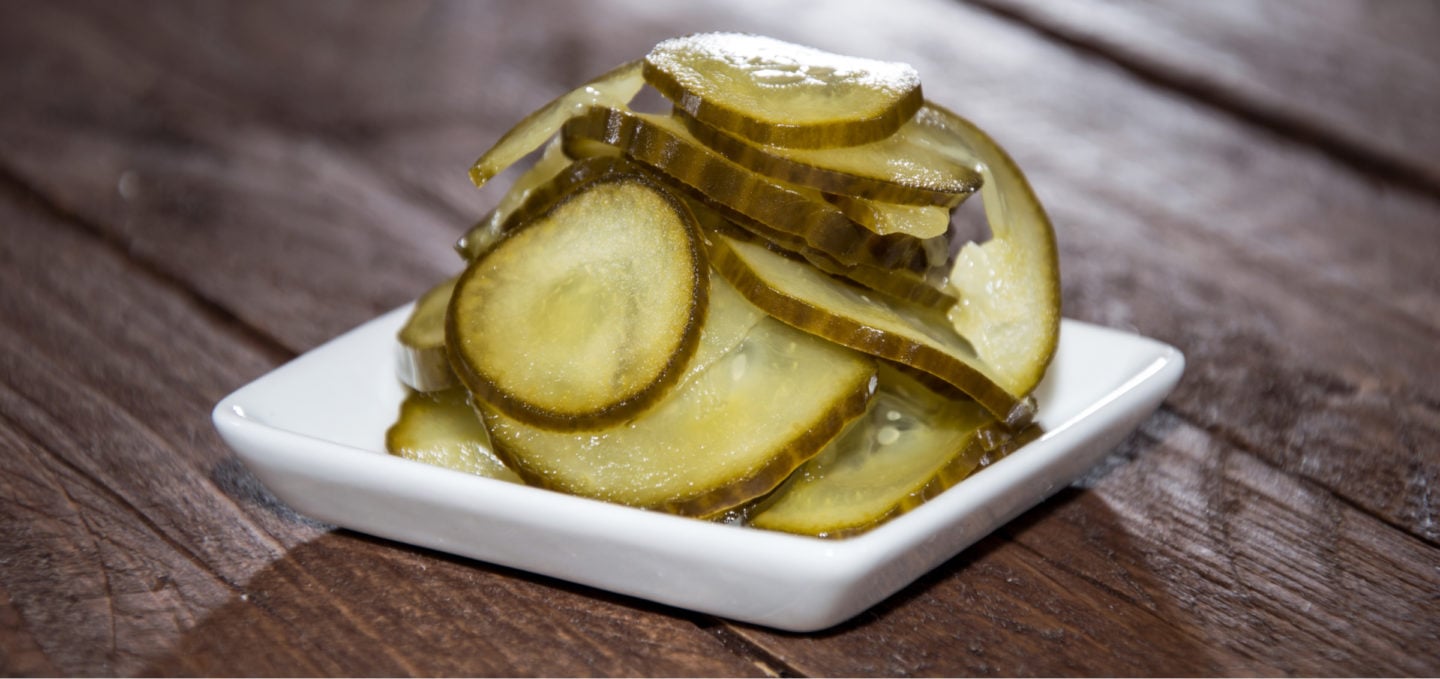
left=2, top=0, right=1437, bottom=675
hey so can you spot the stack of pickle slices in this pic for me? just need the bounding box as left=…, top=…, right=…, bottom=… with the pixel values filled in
left=386, top=33, right=1060, bottom=538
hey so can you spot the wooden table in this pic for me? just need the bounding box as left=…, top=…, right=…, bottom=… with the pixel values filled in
left=3, top=1, right=1437, bottom=675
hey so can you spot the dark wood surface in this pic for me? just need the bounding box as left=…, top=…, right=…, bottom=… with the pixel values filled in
left=3, top=1, right=1437, bottom=675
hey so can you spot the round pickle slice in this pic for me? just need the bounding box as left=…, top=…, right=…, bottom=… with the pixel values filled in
left=386, top=389, right=521, bottom=483
left=644, top=33, right=923, bottom=149
left=746, top=367, right=1016, bottom=538
left=483, top=314, right=877, bottom=517
left=447, top=161, right=708, bottom=430
left=395, top=274, right=460, bottom=392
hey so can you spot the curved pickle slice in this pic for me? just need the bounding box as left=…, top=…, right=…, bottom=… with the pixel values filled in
left=931, top=104, right=1061, bottom=399
left=561, top=105, right=928, bottom=271
left=644, top=33, right=923, bottom=149
left=395, top=274, right=460, bottom=392
left=690, top=201, right=957, bottom=312
left=679, top=108, right=981, bottom=207
left=457, top=138, right=578, bottom=261
left=386, top=389, right=521, bottom=483
left=710, top=233, right=1033, bottom=427
left=747, top=367, right=1016, bottom=537
left=468, top=60, right=645, bottom=189
left=484, top=313, right=877, bottom=517
left=827, top=193, right=953, bottom=240
left=459, top=138, right=624, bottom=261
left=448, top=158, right=708, bottom=430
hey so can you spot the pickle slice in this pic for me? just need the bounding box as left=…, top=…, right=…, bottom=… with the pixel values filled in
left=746, top=367, right=1012, bottom=537
left=468, top=59, right=644, bottom=189
left=386, top=389, right=521, bottom=483
left=459, top=137, right=626, bottom=261
left=644, top=33, right=922, bottom=149
left=395, top=275, right=460, bottom=392
left=677, top=269, right=767, bottom=387
left=678, top=109, right=981, bottom=207
left=447, top=161, right=708, bottom=430
left=930, top=104, right=1061, bottom=400
left=561, top=105, right=928, bottom=270
left=827, top=194, right=953, bottom=240
left=710, top=233, right=1033, bottom=427
left=483, top=314, right=876, bottom=517
left=689, top=200, right=957, bottom=312
left=457, top=138, right=575, bottom=261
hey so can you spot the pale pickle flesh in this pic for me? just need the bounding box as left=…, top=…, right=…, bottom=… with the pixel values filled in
left=828, top=194, right=953, bottom=239
left=457, top=138, right=576, bottom=261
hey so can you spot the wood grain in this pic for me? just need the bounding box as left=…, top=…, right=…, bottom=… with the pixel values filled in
left=730, top=410, right=1439, bottom=676
left=0, top=586, right=58, bottom=677
left=1, top=0, right=1438, bottom=675
left=975, top=0, right=1440, bottom=191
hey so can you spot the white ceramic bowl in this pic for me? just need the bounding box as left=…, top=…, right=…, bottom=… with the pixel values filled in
left=214, top=307, right=1182, bottom=631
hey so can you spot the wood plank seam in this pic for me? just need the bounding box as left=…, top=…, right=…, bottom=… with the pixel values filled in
left=1149, top=404, right=1440, bottom=551
left=0, top=161, right=296, bottom=367
left=993, top=406, right=1440, bottom=674
left=987, top=417, right=1240, bottom=645
left=1001, top=531, right=1238, bottom=656
left=961, top=0, right=1440, bottom=201
left=1069, top=164, right=1440, bottom=341
left=702, top=623, right=795, bottom=677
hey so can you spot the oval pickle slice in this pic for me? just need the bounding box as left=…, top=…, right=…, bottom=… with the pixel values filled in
left=678, top=108, right=981, bottom=208
left=644, top=32, right=922, bottom=149
left=447, top=160, right=708, bottom=430
left=484, top=313, right=877, bottom=517
left=386, top=389, right=521, bottom=483
left=688, top=199, right=958, bottom=312
left=746, top=366, right=1012, bottom=538
left=709, top=233, right=1032, bottom=427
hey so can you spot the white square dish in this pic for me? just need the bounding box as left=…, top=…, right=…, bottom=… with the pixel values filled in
left=213, top=307, right=1183, bottom=631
